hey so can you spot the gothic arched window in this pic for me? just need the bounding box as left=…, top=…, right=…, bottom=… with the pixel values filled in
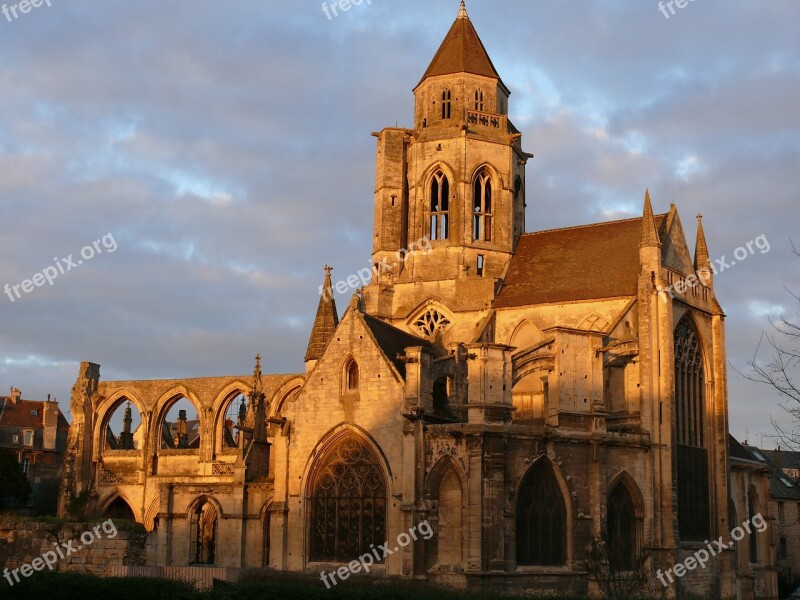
left=441, top=89, right=452, bottom=119
left=516, top=460, right=566, bottom=566
left=473, top=170, right=493, bottom=242
left=309, top=436, right=387, bottom=562
left=675, top=315, right=710, bottom=541
left=430, top=170, right=450, bottom=240
left=607, top=482, right=637, bottom=570
left=190, top=499, right=217, bottom=565
left=345, top=359, right=359, bottom=391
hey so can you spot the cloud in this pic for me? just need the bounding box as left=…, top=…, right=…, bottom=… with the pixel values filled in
left=0, top=0, right=797, bottom=445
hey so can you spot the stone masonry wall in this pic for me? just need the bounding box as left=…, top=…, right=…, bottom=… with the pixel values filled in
left=0, top=520, right=152, bottom=580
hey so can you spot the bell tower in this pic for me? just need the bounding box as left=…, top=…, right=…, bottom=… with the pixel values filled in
left=365, top=2, right=532, bottom=341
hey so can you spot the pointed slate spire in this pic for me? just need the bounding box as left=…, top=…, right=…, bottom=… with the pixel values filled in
left=694, top=213, right=712, bottom=273
left=640, top=188, right=661, bottom=248
left=416, top=1, right=507, bottom=91
left=305, top=266, right=340, bottom=363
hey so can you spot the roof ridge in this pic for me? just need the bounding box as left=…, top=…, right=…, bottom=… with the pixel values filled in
left=519, top=213, right=669, bottom=237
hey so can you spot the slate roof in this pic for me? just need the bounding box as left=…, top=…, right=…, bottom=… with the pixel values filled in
left=494, top=214, right=667, bottom=308
left=363, top=314, right=431, bottom=378
left=417, top=3, right=506, bottom=91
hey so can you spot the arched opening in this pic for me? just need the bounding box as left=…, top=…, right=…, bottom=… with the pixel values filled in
left=309, top=434, right=387, bottom=562
left=345, top=359, right=359, bottom=392
left=472, top=169, right=493, bottom=242
left=104, top=496, right=135, bottom=521
left=103, top=400, right=142, bottom=450
left=607, top=481, right=637, bottom=570
left=512, top=372, right=547, bottom=422
left=159, top=397, right=201, bottom=450
left=430, top=170, right=450, bottom=241
left=221, top=392, right=248, bottom=449
left=190, top=499, right=218, bottom=565
left=516, top=460, right=566, bottom=566
left=437, top=468, right=463, bottom=566
left=674, top=315, right=710, bottom=541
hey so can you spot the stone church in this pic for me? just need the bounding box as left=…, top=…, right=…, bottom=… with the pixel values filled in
left=58, top=3, right=777, bottom=598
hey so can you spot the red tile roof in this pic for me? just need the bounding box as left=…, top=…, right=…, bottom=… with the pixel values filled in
left=0, top=398, right=69, bottom=430
left=494, top=215, right=667, bottom=308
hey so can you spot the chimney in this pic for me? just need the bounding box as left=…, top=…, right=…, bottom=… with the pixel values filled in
left=43, top=401, right=59, bottom=450
left=9, top=387, right=21, bottom=404
left=775, top=447, right=784, bottom=472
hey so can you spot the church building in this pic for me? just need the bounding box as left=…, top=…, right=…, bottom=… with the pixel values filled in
left=58, top=3, right=777, bottom=598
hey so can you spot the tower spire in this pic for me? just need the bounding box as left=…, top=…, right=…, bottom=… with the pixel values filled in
left=305, top=266, right=340, bottom=363
left=640, top=188, right=660, bottom=248
left=694, top=214, right=712, bottom=283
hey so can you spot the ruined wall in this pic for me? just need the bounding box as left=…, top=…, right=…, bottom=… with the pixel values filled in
left=0, top=520, right=153, bottom=579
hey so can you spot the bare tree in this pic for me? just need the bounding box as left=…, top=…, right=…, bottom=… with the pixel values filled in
left=744, top=241, right=800, bottom=449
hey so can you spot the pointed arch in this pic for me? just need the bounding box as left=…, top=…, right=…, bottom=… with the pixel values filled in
left=99, top=489, right=137, bottom=521
left=269, top=377, right=305, bottom=418
left=211, top=382, right=250, bottom=453
left=429, top=168, right=451, bottom=240
left=407, top=299, right=454, bottom=339
left=515, top=457, right=568, bottom=566
left=425, top=456, right=466, bottom=568
left=187, top=495, right=220, bottom=565
left=153, top=388, right=204, bottom=452
left=94, top=389, right=147, bottom=457
left=343, top=356, right=360, bottom=392
left=606, top=473, right=644, bottom=570
left=674, top=312, right=710, bottom=541
left=472, top=166, right=494, bottom=242
left=144, top=494, right=161, bottom=532
left=306, top=427, right=388, bottom=563
left=509, top=319, right=543, bottom=350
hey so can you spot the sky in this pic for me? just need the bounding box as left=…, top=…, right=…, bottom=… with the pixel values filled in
left=0, top=0, right=797, bottom=447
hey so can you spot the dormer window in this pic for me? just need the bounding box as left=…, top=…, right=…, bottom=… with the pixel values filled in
left=441, top=89, right=452, bottom=120
left=473, top=169, right=493, bottom=242
left=30, top=410, right=37, bottom=416
left=430, top=170, right=450, bottom=240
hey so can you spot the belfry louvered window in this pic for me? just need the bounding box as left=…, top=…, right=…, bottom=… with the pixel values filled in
left=430, top=170, right=450, bottom=240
